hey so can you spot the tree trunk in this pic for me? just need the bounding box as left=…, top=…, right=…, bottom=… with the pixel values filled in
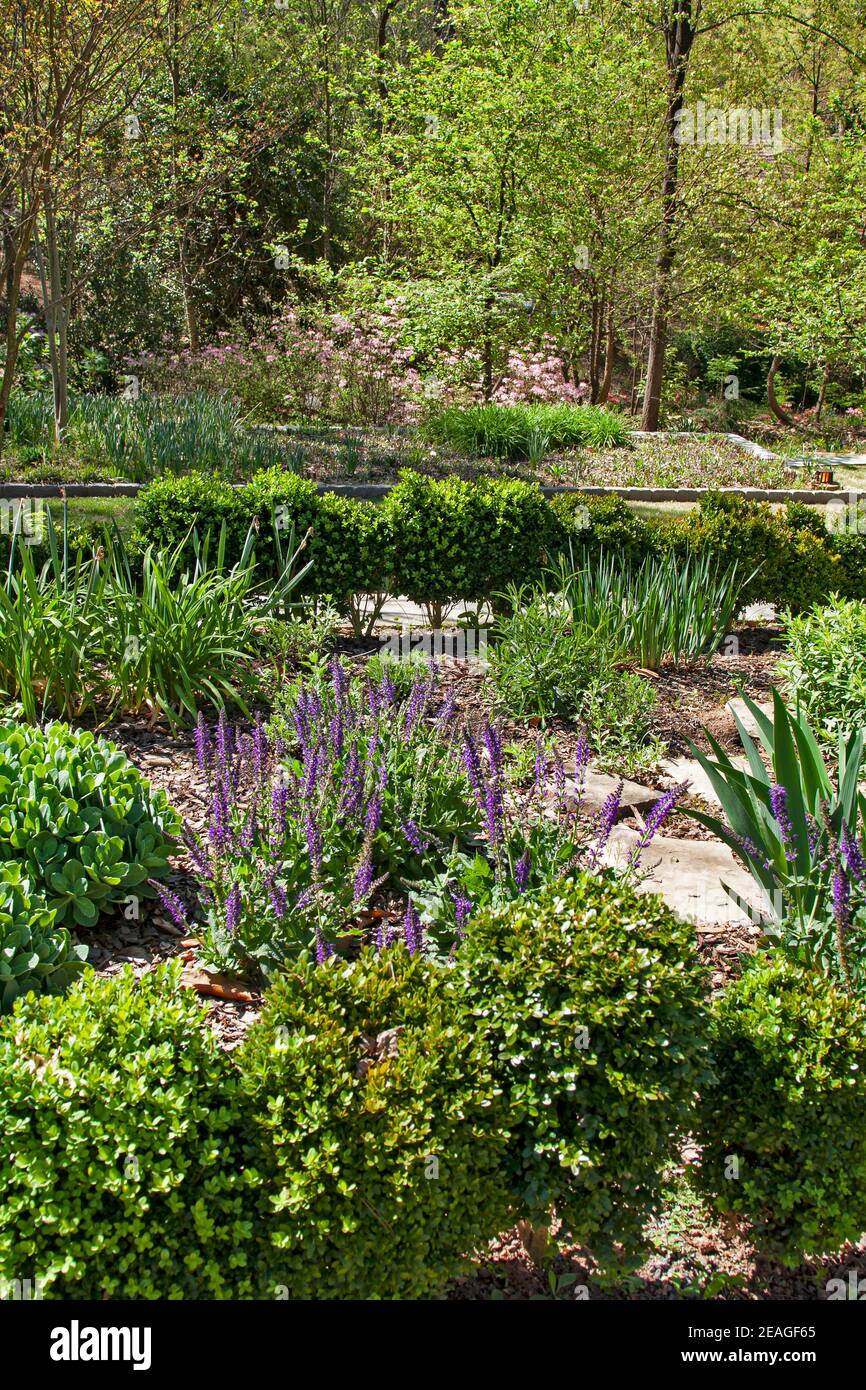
left=640, top=1, right=699, bottom=431
left=0, top=208, right=40, bottom=456
left=598, top=295, right=616, bottom=404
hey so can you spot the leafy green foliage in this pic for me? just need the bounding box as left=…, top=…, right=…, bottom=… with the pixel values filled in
left=240, top=947, right=511, bottom=1299
left=778, top=596, right=866, bottom=742
left=0, top=864, right=87, bottom=1012
left=557, top=548, right=744, bottom=671
left=0, top=721, right=179, bottom=929
left=424, top=403, right=631, bottom=458
left=381, top=471, right=560, bottom=610
left=692, top=954, right=866, bottom=1266
left=455, top=874, right=709, bottom=1265
left=549, top=492, right=653, bottom=566
left=0, top=965, right=256, bottom=1298
left=487, top=586, right=659, bottom=770
left=685, top=691, right=866, bottom=993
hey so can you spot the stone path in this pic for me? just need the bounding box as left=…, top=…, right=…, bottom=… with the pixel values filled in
left=604, top=825, right=764, bottom=926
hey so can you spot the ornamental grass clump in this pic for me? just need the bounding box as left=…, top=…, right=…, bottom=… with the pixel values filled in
left=692, top=954, right=866, bottom=1266
left=454, top=874, right=710, bottom=1266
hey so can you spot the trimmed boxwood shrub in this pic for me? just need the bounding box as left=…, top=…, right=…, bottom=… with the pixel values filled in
left=381, top=471, right=557, bottom=607
left=550, top=491, right=653, bottom=566
left=455, top=874, right=710, bottom=1265
left=132, top=474, right=862, bottom=615
left=240, top=945, right=511, bottom=1299
left=132, top=472, right=247, bottom=562
left=0, top=965, right=256, bottom=1299
left=692, top=954, right=866, bottom=1266
left=670, top=494, right=842, bottom=611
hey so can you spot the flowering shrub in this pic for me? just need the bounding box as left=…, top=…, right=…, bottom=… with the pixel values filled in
left=138, top=305, right=425, bottom=427
left=159, top=662, right=472, bottom=982
left=455, top=873, right=710, bottom=1265
left=693, top=954, right=866, bottom=1266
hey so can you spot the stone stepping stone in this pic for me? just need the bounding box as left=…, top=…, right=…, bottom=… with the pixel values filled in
left=725, top=697, right=773, bottom=740
left=563, top=770, right=659, bottom=819
left=604, top=826, right=763, bottom=926
left=660, top=754, right=750, bottom=809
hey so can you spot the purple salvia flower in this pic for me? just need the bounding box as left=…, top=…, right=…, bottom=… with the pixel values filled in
left=365, top=793, right=383, bottom=838
left=588, top=782, right=623, bottom=870
left=769, top=784, right=797, bottom=862
left=181, top=825, right=212, bottom=878
left=305, top=810, right=323, bottom=873
left=330, top=655, right=349, bottom=702
left=294, top=886, right=315, bottom=912
left=239, top=809, right=257, bottom=850
left=354, top=852, right=374, bottom=903
left=402, top=818, right=429, bottom=855
left=404, top=899, right=423, bottom=956
left=194, top=713, right=211, bottom=775
left=438, top=688, right=457, bottom=723
left=462, top=731, right=483, bottom=801
left=329, top=710, right=344, bottom=760
left=225, top=882, right=241, bottom=936
left=627, top=783, right=686, bottom=869
left=315, top=930, right=333, bottom=964
left=841, top=825, right=866, bottom=883
left=832, top=866, right=850, bottom=932
left=208, top=786, right=230, bottom=852
left=149, top=879, right=189, bottom=931
left=481, top=723, right=504, bottom=779
left=266, top=872, right=288, bottom=920
left=453, top=894, right=472, bottom=933
left=215, top=708, right=233, bottom=778
left=301, top=748, right=320, bottom=801
left=338, top=743, right=363, bottom=819
left=252, top=712, right=269, bottom=788
left=514, top=850, right=531, bottom=892
left=379, top=672, right=397, bottom=705
left=270, top=782, right=289, bottom=842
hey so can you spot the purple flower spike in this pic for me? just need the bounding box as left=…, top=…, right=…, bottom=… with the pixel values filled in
left=353, top=851, right=374, bottom=903
left=315, top=930, right=334, bottom=964
left=149, top=879, right=189, bottom=931
left=514, top=850, right=531, bottom=892
left=841, top=825, right=866, bottom=883
left=402, top=819, right=429, bottom=855
left=365, top=793, right=383, bottom=838
left=453, top=894, right=472, bottom=933
left=462, top=731, right=483, bottom=801
left=404, top=899, right=423, bottom=956
left=266, top=873, right=288, bottom=920
left=769, top=785, right=797, bottom=862
left=305, top=810, right=323, bottom=873
left=627, top=783, right=687, bottom=870
left=588, top=782, right=623, bottom=870
left=194, top=713, right=211, bottom=775
left=226, top=882, right=241, bottom=936
left=832, top=866, right=850, bottom=932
